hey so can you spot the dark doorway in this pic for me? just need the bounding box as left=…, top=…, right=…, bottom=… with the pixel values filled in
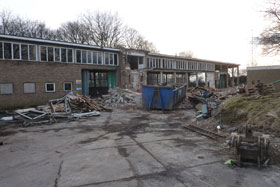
left=89, top=71, right=109, bottom=97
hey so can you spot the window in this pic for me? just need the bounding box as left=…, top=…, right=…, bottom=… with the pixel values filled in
left=64, top=82, right=72, bottom=91
left=76, top=50, right=81, bottom=63
left=98, top=52, right=103, bottom=64
left=48, top=47, right=54, bottom=61
left=29, top=45, right=36, bottom=61
left=88, top=51, right=92, bottom=64
left=92, top=51, right=97, bottom=64
left=0, top=83, right=13, bottom=95
left=54, top=48, right=60, bottom=62
left=82, top=50, right=87, bottom=63
left=109, top=53, right=114, bottom=65
left=0, top=42, right=2, bottom=59
left=40, top=46, right=47, bottom=61
left=4, top=43, right=12, bottom=59
left=67, top=49, right=73, bottom=63
left=45, top=83, right=55, bottom=92
left=24, top=83, right=35, bottom=94
left=61, top=48, right=66, bottom=62
left=105, top=53, right=109, bottom=65
left=13, top=44, right=20, bottom=60
left=21, top=44, right=28, bottom=60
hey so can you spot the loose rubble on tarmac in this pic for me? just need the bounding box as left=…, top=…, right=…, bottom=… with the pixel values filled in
left=1, top=85, right=280, bottom=187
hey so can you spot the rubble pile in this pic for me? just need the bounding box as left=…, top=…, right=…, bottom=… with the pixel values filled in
left=102, top=87, right=141, bottom=107
left=52, top=93, right=111, bottom=113
left=12, top=92, right=111, bottom=127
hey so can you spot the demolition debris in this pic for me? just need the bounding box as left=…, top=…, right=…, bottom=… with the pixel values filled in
left=14, top=92, right=111, bottom=127
left=101, top=87, right=141, bottom=107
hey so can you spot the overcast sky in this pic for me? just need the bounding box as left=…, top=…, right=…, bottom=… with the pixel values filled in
left=1, top=0, right=278, bottom=68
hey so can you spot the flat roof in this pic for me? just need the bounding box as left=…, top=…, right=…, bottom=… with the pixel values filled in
left=148, top=53, right=240, bottom=67
left=247, top=65, right=280, bottom=71
left=0, top=34, right=120, bottom=52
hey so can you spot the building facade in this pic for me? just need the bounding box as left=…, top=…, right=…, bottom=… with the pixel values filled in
left=0, top=35, right=239, bottom=109
left=247, top=66, right=280, bottom=91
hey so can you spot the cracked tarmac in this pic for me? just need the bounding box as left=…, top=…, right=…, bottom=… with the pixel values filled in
left=0, top=108, right=280, bottom=187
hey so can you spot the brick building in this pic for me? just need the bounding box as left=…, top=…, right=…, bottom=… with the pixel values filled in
left=0, top=35, right=239, bottom=108
left=247, top=66, right=280, bottom=91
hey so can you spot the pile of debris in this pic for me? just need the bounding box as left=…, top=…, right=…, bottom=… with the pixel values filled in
left=13, top=92, right=111, bottom=127
left=47, top=92, right=111, bottom=113
left=101, top=87, right=141, bottom=107
left=188, top=87, right=238, bottom=120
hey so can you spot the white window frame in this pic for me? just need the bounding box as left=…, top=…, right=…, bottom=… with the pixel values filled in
left=28, top=44, right=37, bottom=61
left=40, top=45, right=48, bottom=62
left=54, top=47, right=61, bottom=62
left=45, top=83, right=56, bottom=93
left=63, top=82, right=72, bottom=91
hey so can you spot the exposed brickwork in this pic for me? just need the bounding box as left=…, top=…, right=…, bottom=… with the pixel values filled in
left=0, top=60, right=119, bottom=109
left=247, top=69, right=280, bottom=91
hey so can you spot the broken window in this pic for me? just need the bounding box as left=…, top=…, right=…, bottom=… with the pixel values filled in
left=24, top=83, right=35, bottom=94
left=104, top=53, right=109, bottom=65
left=82, top=50, right=87, bottom=63
left=114, top=54, right=118, bottom=65
left=54, top=48, right=60, bottom=62
left=92, top=51, right=97, bottom=64
left=88, top=51, right=92, bottom=64
left=29, top=45, right=36, bottom=61
left=61, top=48, right=66, bottom=62
left=48, top=47, right=54, bottom=62
left=45, top=83, right=55, bottom=92
left=67, top=49, right=73, bottom=63
left=40, top=46, right=47, bottom=61
left=0, top=83, right=13, bottom=95
left=64, top=82, right=72, bottom=91
left=13, top=44, right=20, bottom=60
left=98, top=52, right=103, bottom=64
left=0, top=42, right=2, bottom=59
left=76, top=50, right=81, bottom=63
left=4, top=43, right=12, bottom=59
left=21, top=44, right=28, bottom=60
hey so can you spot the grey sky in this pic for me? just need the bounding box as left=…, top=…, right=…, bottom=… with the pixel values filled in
left=1, top=0, right=277, bottom=68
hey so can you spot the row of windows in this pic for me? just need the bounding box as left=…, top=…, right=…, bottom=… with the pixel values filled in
left=146, top=58, right=215, bottom=71
left=0, top=82, right=72, bottom=95
left=0, top=42, right=119, bottom=66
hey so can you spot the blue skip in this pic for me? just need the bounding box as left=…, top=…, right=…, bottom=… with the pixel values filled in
left=142, top=85, right=187, bottom=110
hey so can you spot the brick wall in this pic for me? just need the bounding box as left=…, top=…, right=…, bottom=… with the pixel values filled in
left=0, top=60, right=119, bottom=109
left=247, top=69, right=280, bottom=91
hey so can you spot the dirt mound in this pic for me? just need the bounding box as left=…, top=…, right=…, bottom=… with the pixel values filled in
left=221, top=93, right=280, bottom=132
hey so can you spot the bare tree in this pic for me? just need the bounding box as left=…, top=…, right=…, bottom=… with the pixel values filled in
left=0, top=10, right=56, bottom=40
left=57, top=21, right=89, bottom=44
left=0, top=10, right=158, bottom=51
left=178, top=50, right=195, bottom=58
left=123, top=27, right=158, bottom=52
left=258, top=0, right=280, bottom=55
left=81, top=11, right=124, bottom=48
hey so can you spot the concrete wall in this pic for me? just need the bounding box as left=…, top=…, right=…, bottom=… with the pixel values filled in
left=0, top=60, right=118, bottom=109
left=247, top=69, right=280, bottom=91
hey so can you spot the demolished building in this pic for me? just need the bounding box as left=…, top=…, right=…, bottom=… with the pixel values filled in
left=0, top=34, right=240, bottom=108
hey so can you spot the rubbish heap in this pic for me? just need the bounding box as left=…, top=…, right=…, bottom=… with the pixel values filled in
left=101, top=87, right=141, bottom=107
left=13, top=92, right=111, bottom=127
left=188, top=87, right=239, bottom=121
